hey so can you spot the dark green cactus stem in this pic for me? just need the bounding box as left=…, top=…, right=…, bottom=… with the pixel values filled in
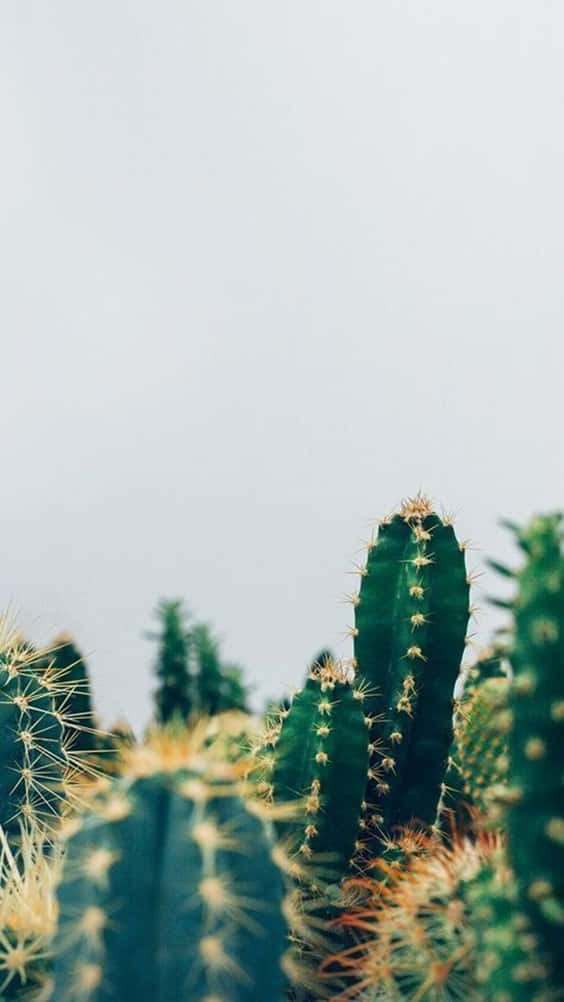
left=499, top=513, right=564, bottom=991
left=0, top=634, right=70, bottom=850
left=270, top=660, right=370, bottom=882
left=49, top=634, right=98, bottom=754
left=54, top=748, right=289, bottom=1001
left=353, top=495, right=470, bottom=852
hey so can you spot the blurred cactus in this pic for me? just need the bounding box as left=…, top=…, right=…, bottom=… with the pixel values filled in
left=0, top=826, right=60, bottom=1001
left=353, top=495, right=470, bottom=853
left=494, top=513, right=564, bottom=991
left=150, top=603, right=249, bottom=724
left=53, top=725, right=289, bottom=1002
left=192, top=623, right=249, bottom=717
left=151, top=599, right=192, bottom=724
left=441, top=654, right=510, bottom=835
left=465, top=850, right=552, bottom=1002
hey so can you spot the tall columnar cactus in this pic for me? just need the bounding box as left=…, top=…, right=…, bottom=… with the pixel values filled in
left=496, top=513, right=564, bottom=990
left=352, top=495, right=470, bottom=851
left=268, top=658, right=370, bottom=884
left=53, top=729, right=289, bottom=1002
left=48, top=635, right=98, bottom=754
left=0, top=622, right=83, bottom=852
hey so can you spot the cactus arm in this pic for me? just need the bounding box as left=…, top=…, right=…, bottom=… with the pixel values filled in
left=271, top=669, right=370, bottom=879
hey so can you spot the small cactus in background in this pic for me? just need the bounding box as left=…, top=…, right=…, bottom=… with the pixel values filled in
left=150, top=603, right=250, bottom=724
left=352, top=495, right=470, bottom=853
left=151, top=599, right=193, bottom=724
left=53, top=725, right=290, bottom=1002
left=495, top=513, right=564, bottom=992
left=192, top=622, right=249, bottom=716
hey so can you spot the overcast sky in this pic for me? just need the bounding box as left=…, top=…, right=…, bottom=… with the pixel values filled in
left=1, top=2, right=562, bottom=730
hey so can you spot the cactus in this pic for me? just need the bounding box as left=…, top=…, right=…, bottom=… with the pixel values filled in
left=352, top=495, right=470, bottom=852
left=151, top=600, right=193, bottom=724
left=325, top=831, right=492, bottom=1001
left=47, top=636, right=98, bottom=755
left=192, top=623, right=249, bottom=717
left=495, top=513, right=564, bottom=990
left=53, top=726, right=289, bottom=1002
left=464, top=850, right=552, bottom=1002
left=441, top=667, right=510, bottom=835
left=0, top=620, right=88, bottom=853
left=0, top=825, right=60, bottom=1001
left=268, top=658, right=370, bottom=884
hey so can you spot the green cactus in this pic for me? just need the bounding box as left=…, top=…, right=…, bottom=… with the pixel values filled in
left=496, top=513, right=564, bottom=991
left=441, top=668, right=510, bottom=835
left=53, top=729, right=289, bottom=1002
left=47, top=635, right=98, bottom=755
left=151, top=600, right=193, bottom=725
left=0, top=625, right=83, bottom=853
left=353, top=495, right=470, bottom=852
left=192, top=623, right=249, bottom=717
left=269, top=658, right=370, bottom=884
left=465, top=850, right=552, bottom=1002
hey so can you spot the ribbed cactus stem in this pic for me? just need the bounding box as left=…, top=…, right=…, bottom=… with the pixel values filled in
left=269, top=658, right=370, bottom=883
left=353, top=495, right=470, bottom=852
left=53, top=732, right=289, bottom=1001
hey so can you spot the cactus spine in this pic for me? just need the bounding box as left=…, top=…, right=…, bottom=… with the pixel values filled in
left=48, top=635, right=98, bottom=754
left=53, top=729, right=289, bottom=1002
left=353, top=496, right=470, bottom=850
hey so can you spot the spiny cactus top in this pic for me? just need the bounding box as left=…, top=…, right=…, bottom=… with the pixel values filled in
left=352, top=494, right=470, bottom=850
left=268, top=657, right=370, bottom=884
left=0, top=620, right=95, bottom=852
left=53, top=725, right=290, bottom=1002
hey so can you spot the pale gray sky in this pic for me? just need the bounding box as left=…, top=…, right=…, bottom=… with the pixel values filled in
left=1, top=2, right=562, bottom=730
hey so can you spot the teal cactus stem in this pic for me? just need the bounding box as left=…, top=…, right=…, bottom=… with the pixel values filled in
left=0, top=641, right=68, bottom=849
left=53, top=771, right=289, bottom=1001
left=271, top=663, right=370, bottom=881
left=501, top=513, right=564, bottom=990
left=353, top=496, right=470, bottom=851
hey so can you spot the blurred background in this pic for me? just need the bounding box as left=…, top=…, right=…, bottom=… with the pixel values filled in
left=0, top=1, right=562, bottom=730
